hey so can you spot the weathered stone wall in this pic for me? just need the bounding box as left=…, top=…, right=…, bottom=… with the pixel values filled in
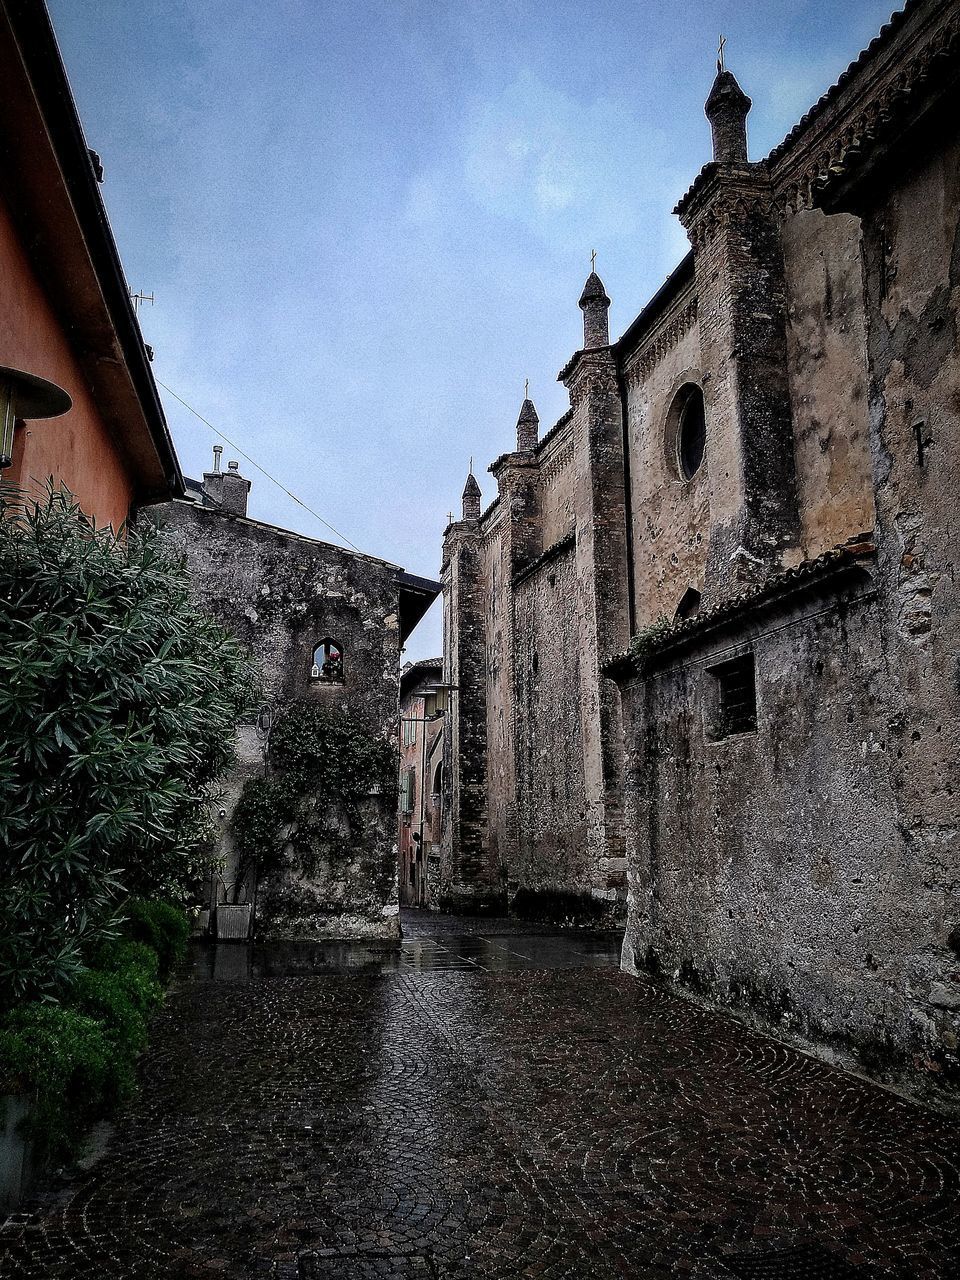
left=538, top=420, right=577, bottom=547
left=618, top=561, right=958, bottom=1101
left=151, top=498, right=405, bottom=939
left=440, top=514, right=497, bottom=909
left=442, top=379, right=629, bottom=917
left=480, top=517, right=512, bottom=885
left=781, top=206, right=876, bottom=557
left=512, top=540, right=588, bottom=892
left=623, top=293, right=708, bottom=628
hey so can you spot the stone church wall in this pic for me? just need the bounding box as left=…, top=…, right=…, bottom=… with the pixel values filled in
left=512, top=538, right=588, bottom=894
left=624, top=297, right=708, bottom=628
left=781, top=207, right=876, bottom=557
left=610, top=11, right=960, bottom=1103
left=442, top=0, right=959, bottom=1101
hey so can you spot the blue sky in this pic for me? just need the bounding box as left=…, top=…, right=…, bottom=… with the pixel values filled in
left=49, top=0, right=898, bottom=661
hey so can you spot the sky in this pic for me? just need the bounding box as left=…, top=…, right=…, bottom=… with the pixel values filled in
left=49, top=0, right=899, bottom=662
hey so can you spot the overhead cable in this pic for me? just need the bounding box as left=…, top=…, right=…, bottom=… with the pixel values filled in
left=156, top=378, right=363, bottom=553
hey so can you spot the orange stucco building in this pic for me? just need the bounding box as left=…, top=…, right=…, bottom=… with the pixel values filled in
left=0, top=0, right=181, bottom=529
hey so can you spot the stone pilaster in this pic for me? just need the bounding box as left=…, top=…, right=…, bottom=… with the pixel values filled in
left=561, top=344, right=630, bottom=899
left=676, top=144, right=800, bottom=595
left=440, top=514, right=493, bottom=908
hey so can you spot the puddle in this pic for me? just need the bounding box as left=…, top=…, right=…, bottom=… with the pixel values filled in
left=185, top=928, right=624, bottom=981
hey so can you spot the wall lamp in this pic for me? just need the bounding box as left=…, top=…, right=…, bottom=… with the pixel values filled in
left=0, top=365, right=72, bottom=469
left=421, top=684, right=457, bottom=719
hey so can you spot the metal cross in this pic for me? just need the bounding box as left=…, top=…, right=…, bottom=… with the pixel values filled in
left=524, top=378, right=529, bottom=399
left=590, top=249, right=597, bottom=273
left=469, top=455, right=474, bottom=473
left=718, top=33, right=726, bottom=73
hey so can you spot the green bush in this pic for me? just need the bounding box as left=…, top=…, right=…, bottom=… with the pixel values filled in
left=0, top=484, right=256, bottom=1004
left=120, top=899, right=190, bottom=983
left=0, top=901, right=179, bottom=1162
left=0, top=1004, right=120, bottom=1158
left=86, top=938, right=163, bottom=1020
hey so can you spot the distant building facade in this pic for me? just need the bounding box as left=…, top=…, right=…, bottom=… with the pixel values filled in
left=0, top=0, right=180, bottom=526
left=152, top=458, right=439, bottom=940
left=399, top=658, right=445, bottom=907
left=443, top=0, right=960, bottom=1103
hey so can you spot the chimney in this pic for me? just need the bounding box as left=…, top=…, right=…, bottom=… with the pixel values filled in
left=221, top=460, right=251, bottom=517
left=202, top=446, right=250, bottom=517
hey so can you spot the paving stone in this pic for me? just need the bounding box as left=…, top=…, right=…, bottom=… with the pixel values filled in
left=0, top=918, right=958, bottom=1279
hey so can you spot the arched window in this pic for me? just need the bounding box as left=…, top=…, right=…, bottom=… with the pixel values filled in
left=311, top=638, right=344, bottom=683
left=667, top=383, right=706, bottom=481
left=675, top=587, right=701, bottom=620
left=432, top=760, right=443, bottom=797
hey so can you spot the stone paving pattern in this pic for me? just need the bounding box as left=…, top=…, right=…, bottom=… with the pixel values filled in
left=2, top=918, right=959, bottom=1279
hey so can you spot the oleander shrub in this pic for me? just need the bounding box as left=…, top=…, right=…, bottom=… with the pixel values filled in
left=0, top=484, right=256, bottom=1004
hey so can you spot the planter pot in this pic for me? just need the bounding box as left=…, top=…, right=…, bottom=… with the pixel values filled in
left=1, top=1095, right=34, bottom=1209
left=215, top=903, right=252, bottom=941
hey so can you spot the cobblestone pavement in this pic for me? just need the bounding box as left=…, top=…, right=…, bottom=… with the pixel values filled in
left=2, top=913, right=959, bottom=1280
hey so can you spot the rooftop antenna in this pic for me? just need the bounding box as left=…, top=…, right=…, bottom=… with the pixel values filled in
left=717, top=33, right=726, bottom=74
left=212, top=443, right=223, bottom=473
left=129, top=289, right=154, bottom=314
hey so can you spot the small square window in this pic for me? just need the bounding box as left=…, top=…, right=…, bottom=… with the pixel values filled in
left=708, top=653, right=757, bottom=738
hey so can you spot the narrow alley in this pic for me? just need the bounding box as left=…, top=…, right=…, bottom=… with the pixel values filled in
left=2, top=912, right=958, bottom=1279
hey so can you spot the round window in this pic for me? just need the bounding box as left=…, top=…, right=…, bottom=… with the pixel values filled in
left=676, top=386, right=706, bottom=480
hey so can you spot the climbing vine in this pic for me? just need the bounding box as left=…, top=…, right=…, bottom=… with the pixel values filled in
left=230, top=702, right=394, bottom=899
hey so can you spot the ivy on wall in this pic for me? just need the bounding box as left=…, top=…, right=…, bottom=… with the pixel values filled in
left=230, top=702, right=395, bottom=902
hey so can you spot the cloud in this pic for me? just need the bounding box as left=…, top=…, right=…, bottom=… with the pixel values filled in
left=459, top=70, right=684, bottom=252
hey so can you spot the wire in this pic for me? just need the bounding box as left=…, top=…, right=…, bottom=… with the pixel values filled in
left=155, top=378, right=363, bottom=553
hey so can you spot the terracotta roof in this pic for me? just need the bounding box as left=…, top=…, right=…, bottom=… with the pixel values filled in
left=400, top=656, right=443, bottom=698
left=764, top=0, right=925, bottom=167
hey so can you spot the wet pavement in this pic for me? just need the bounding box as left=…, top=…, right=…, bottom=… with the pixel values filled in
left=2, top=910, right=959, bottom=1279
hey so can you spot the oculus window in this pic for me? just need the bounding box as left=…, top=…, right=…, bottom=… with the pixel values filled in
left=666, top=383, right=707, bottom=481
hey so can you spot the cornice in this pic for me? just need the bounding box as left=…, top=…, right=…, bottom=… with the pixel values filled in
left=769, top=0, right=960, bottom=213
left=623, top=296, right=698, bottom=388
left=603, top=542, right=876, bottom=682
left=512, top=531, right=576, bottom=588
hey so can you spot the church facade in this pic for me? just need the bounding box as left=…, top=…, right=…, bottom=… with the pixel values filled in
left=443, top=0, right=960, bottom=1102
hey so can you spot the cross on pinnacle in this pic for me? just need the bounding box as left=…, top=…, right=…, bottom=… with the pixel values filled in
left=524, top=378, right=529, bottom=399
left=590, top=249, right=597, bottom=273
left=717, top=33, right=726, bottom=74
